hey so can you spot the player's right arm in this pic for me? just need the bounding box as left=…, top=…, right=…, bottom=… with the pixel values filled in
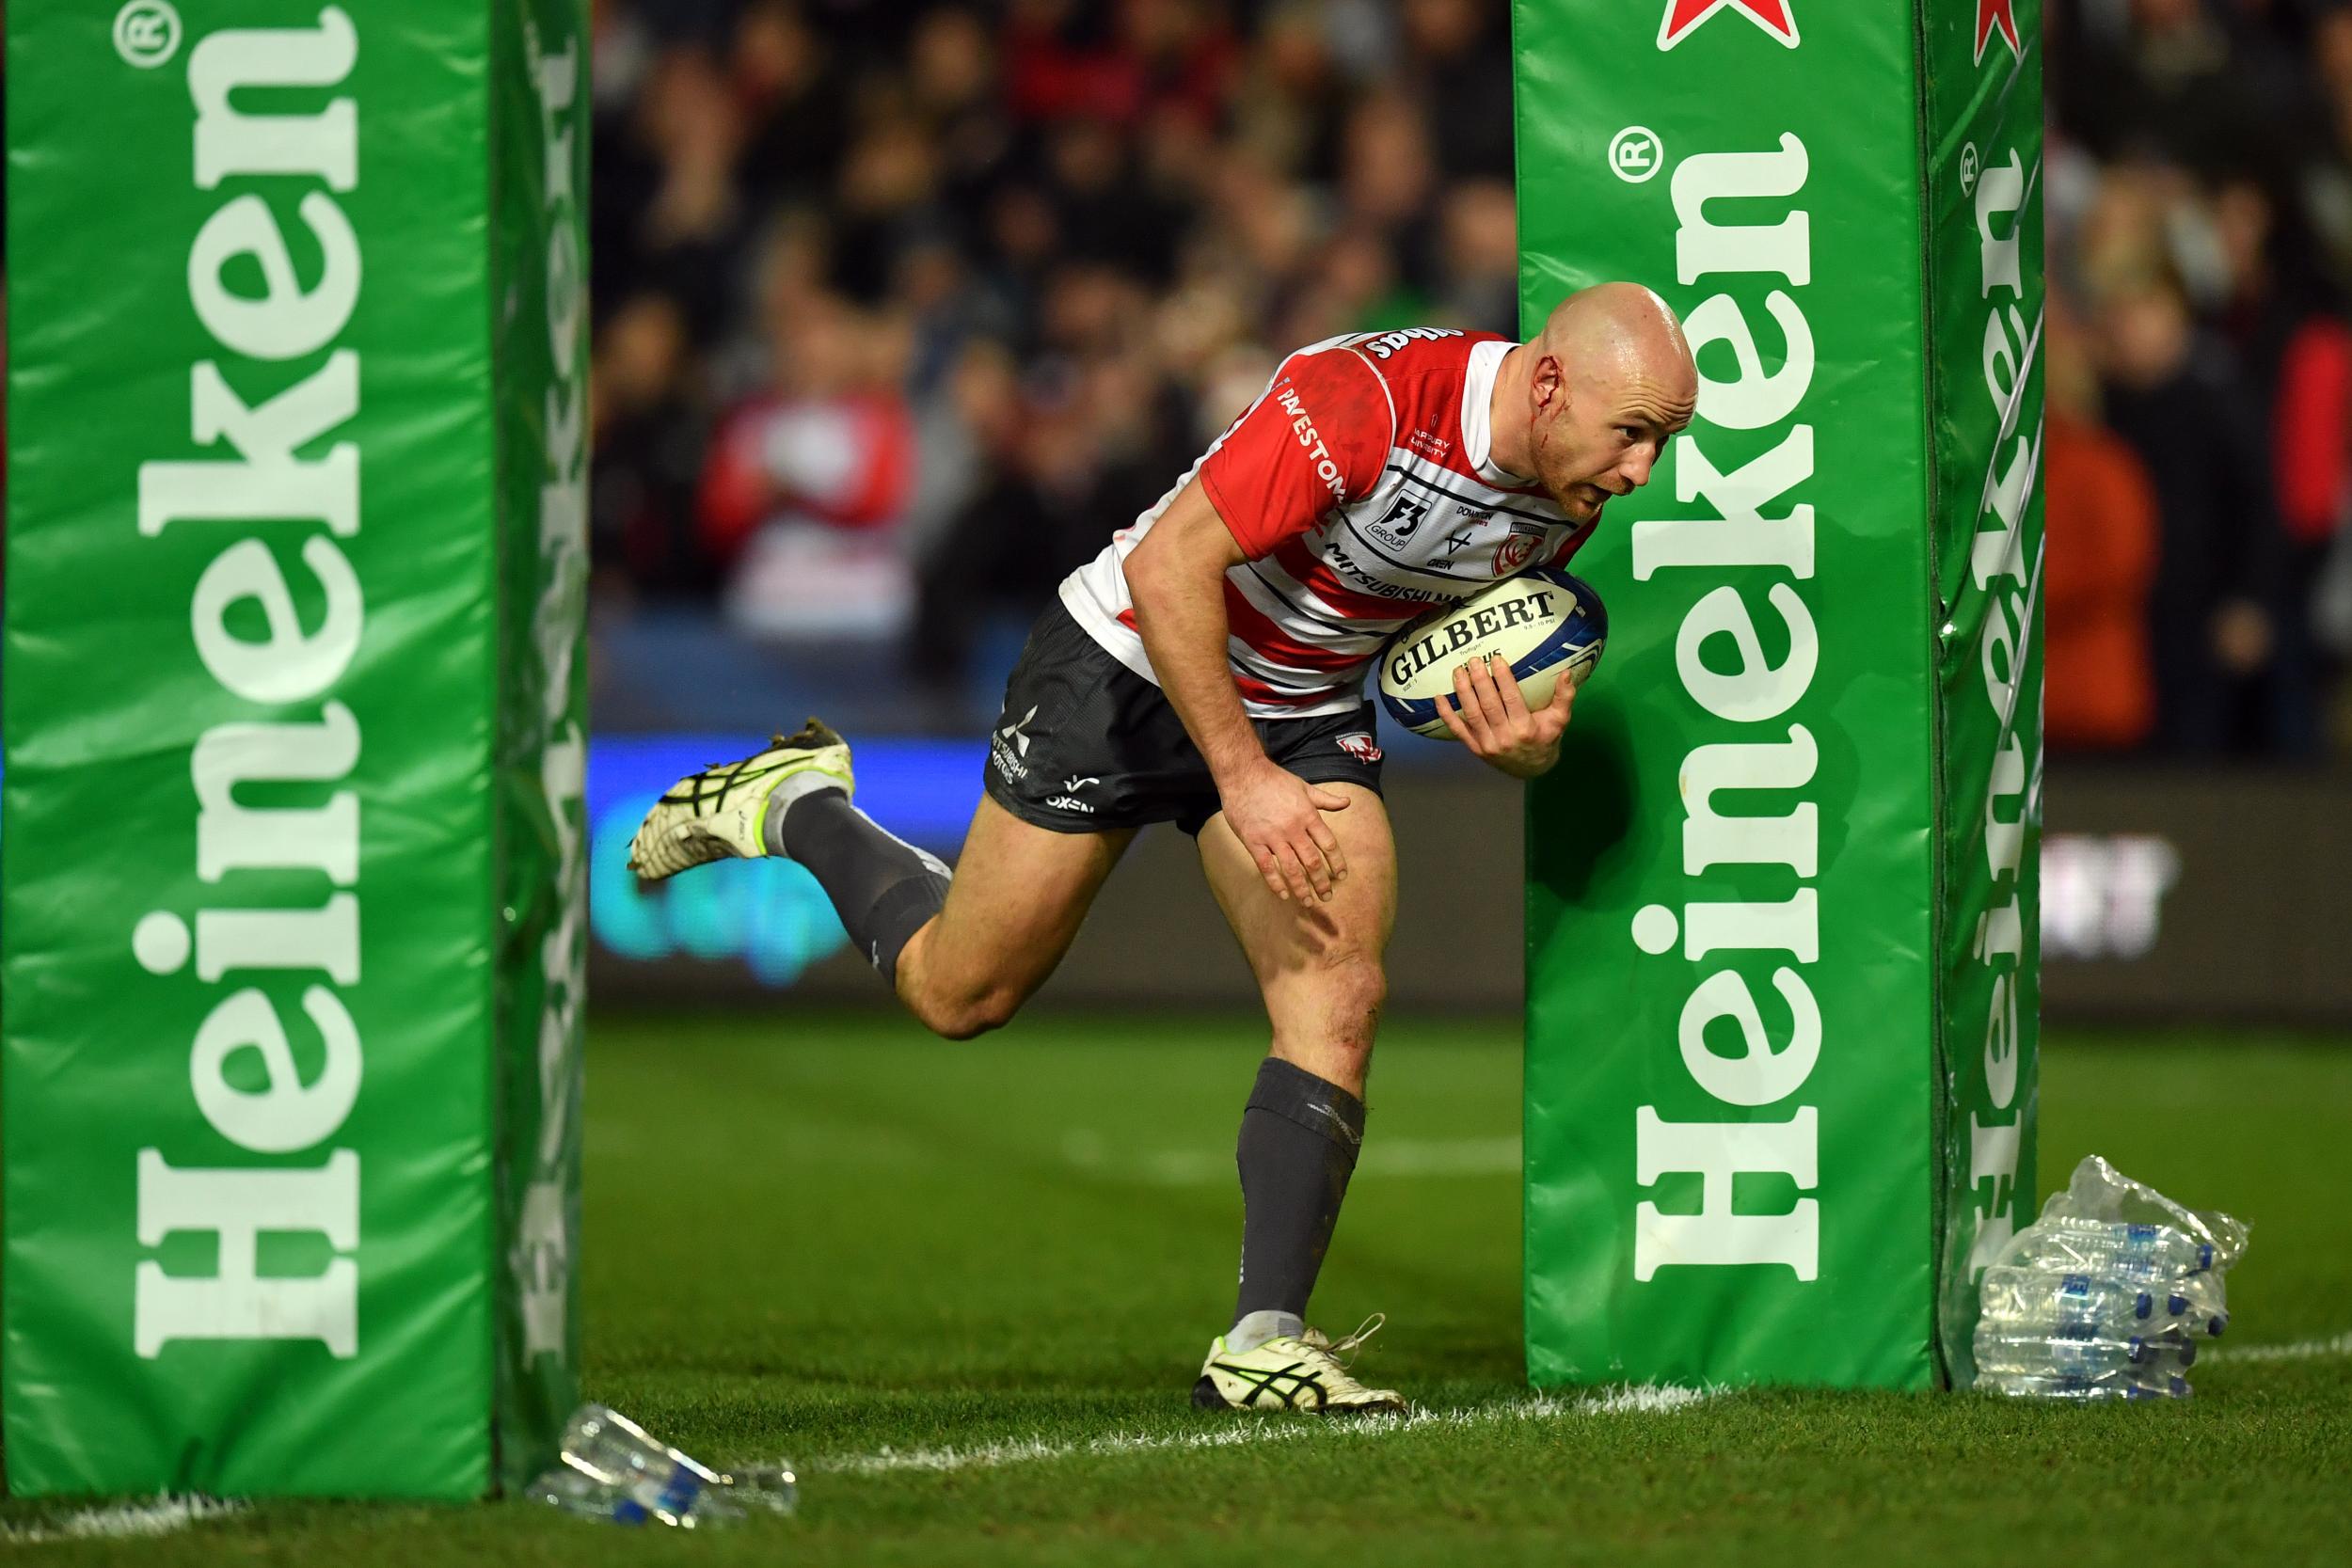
left=1123, top=481, right=1351, bottom=904
left=1121, top=344, right=1391, bottom=904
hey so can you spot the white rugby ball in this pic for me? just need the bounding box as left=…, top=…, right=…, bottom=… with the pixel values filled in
left=1376, top=567, right=1608, bottom=739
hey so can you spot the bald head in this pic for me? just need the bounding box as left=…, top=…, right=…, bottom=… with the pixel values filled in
left=1538, top=282, right=1695, bottom=391
left=1488, top=282, right=1697, bottom=524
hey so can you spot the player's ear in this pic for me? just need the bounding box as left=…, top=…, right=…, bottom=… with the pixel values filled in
left=1531, top=354, right=1566, bottom=414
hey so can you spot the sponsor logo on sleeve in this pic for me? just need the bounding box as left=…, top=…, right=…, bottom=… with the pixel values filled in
left=1275, top=383, right=1347, bottom=501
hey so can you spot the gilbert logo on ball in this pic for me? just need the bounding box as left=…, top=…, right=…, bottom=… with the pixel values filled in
left=1377, top=567, right=1608, bottom=739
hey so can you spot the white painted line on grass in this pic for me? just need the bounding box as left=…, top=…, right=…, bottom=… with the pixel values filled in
left=810, top=1384, right=1715, bottom=1479
left=2207, top=1329, right=2352, bottom=1364
left=1061, top=1132, right=1519, bottom=1186
left=0, top=1495, right=242, bottom=1545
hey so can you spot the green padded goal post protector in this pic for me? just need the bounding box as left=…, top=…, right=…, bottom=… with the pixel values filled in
left=1516, top=0, right=2043, bottom=1389
left=3, top=0, right=590, bottom=1496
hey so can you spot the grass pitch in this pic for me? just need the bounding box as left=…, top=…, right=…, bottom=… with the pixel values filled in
left=5, top=1013, right=2349, bottom=1565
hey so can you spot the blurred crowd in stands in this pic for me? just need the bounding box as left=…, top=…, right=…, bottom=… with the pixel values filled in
left=584, top=0, right=2352, bottom=755
left=2045, top=0, right=2352, bottom=757
left=589, top=0, right=1518, bottom=722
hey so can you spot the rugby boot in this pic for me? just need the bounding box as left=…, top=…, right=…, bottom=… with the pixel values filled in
left=1192, top=1314, right=1407, bottom=1416
left=626, top=719, right=852, bottom=880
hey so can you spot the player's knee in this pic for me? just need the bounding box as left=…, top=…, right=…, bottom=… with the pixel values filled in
left=1320, top=954, right=1387, bottom=1053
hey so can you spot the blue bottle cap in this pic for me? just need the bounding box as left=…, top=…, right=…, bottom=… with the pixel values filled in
left=2135, top=1291, right=2153, bottom=1319
left=656, top=1467, right=704, bottom=1516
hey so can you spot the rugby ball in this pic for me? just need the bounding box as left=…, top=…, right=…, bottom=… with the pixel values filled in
left=1376, top=567, right=1607, bottom=739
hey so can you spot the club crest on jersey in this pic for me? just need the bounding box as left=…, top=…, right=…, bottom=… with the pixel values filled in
left=1494, top=531, right=1539, bottom=575
left=1334, top=732, right=1383, bottom=766
left=1364, top=492, right=1433, bottom=551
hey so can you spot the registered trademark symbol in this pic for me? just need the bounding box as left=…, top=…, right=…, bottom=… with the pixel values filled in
left=113, top=0, right=181, bottom=69
left=1608, top=126, right=1664, bottom=185
left=1960, top=143, right=1980, bottom=193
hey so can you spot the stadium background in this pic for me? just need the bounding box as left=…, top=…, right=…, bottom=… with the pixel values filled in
left=0, top=14, right=2345, bottom=1004
left=540, top=0, right=2352, bottom=1022
left=1, top=0, right=2348, bottom=1559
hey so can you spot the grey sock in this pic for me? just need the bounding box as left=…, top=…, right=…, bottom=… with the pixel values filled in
left=1228, top=1309, right=1305, bottom=1354
left=1232, top=1056, right=1367, bottom=1334
left=767, top=785, right=950, bottom=980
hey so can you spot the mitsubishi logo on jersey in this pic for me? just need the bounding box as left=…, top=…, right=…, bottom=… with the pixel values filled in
left=991, top=705, right=1039, bottom=782
left=999, top=705, right=1037, bottom=756
left=1658, top=0, right=1798, bottom=51
left=1975, top=0, right=2021, bottom=63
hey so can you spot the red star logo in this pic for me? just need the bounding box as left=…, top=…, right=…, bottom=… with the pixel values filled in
left=1975, top=0, right=2021, bottom=63
left=1658, top=0, right=1800, bottom=52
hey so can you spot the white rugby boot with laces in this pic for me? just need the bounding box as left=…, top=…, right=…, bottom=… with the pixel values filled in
left=625, top=719, right=852, bottom=880
left=1193, top=1315, right=1407, bottom=1416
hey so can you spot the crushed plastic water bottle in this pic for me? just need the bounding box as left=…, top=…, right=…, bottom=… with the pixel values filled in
left=1975, top=1323, right=2197, bottom=1381
left=527, top=1404, right=799, bottom=1528
left=1974, top=1156, right=2248, bottom=1402
left=2008, top=1214, right=2216, bottom=1276
left=1979, top=1267, right=2163, bottom=1337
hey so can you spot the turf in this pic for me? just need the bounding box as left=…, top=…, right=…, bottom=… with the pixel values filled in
left=5, top=1014, right=2349, bottom=1565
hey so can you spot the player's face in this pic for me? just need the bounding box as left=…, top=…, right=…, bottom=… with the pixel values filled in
left=1526, top=353, right=1695, bottom=524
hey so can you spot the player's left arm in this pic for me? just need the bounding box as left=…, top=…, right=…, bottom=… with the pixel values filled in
left=1436, top=657, right=1578, bottom=780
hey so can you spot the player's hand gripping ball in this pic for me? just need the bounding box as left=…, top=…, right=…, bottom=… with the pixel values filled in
left=1376, top=567, right=1607, bottom=739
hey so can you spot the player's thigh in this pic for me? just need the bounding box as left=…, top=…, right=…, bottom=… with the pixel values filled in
left=902, top=792, right=1134, bottom=1010
left=1196, top=784, right=1397, bottom=1086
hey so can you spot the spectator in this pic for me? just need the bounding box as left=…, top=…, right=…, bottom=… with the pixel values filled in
left=1397, top=0, right=1514, bottom=180
left=592, top=294, right=718, bottom=602
left=734, top=1, right=854, bottom=209
left=700, top=291, right=919, bottom=640
left=598, top=47, right=757, bottom=347
left=2058, top=0, right=2297, bottom=176
left=2097, top=266, right=2296, bottom=752
left=2043, top=307, right=2161, bottom=752
left=2216, top=174, right=2348, bottom=754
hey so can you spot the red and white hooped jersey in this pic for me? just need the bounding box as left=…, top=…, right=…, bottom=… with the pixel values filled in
left=1059, top=327, right=1593, bottom=719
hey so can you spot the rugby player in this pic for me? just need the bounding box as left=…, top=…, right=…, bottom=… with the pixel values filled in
left=628, top=282, right=1699, bottom=1414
